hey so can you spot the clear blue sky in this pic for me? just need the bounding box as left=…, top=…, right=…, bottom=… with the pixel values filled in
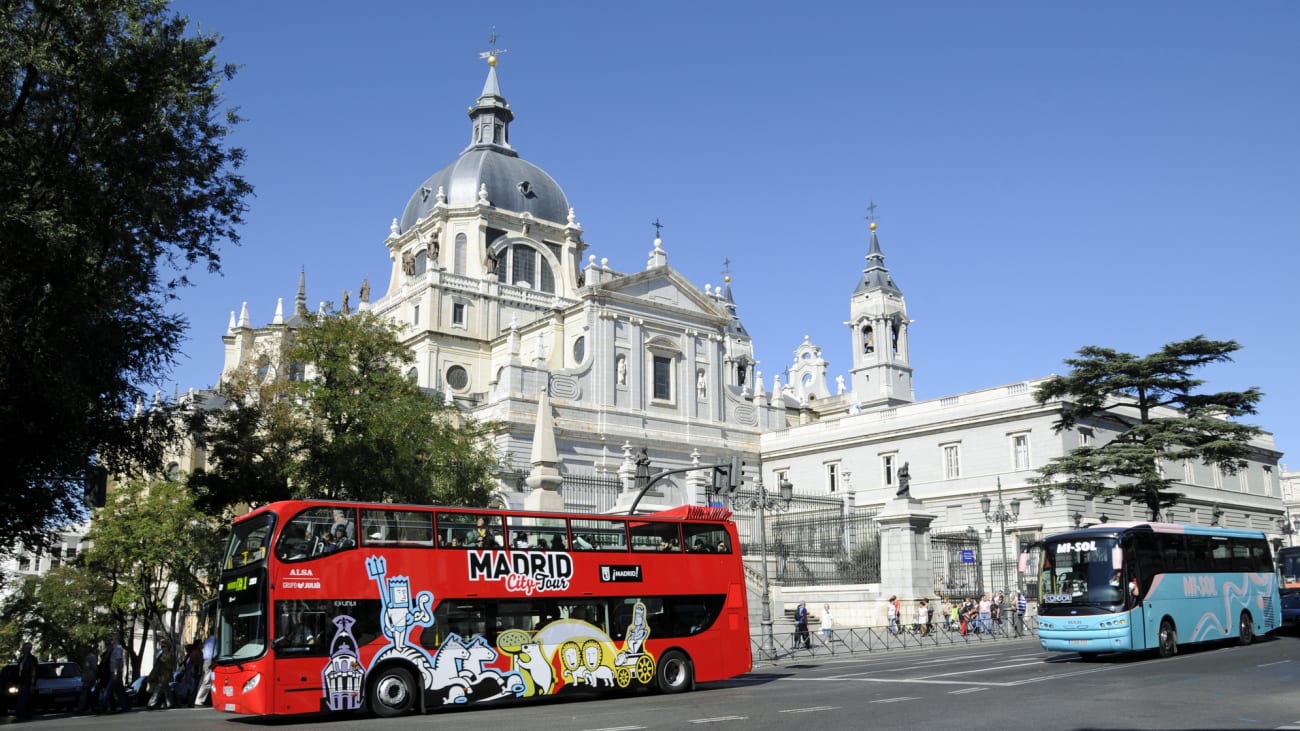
left=164, top=1, right=1300, bottom=464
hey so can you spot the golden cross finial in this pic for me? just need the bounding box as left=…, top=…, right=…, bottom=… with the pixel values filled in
left=479, top=27, right=507, bottom=66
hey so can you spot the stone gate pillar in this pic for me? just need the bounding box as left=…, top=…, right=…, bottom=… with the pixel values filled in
left=877, top=496, right=937, bottom=601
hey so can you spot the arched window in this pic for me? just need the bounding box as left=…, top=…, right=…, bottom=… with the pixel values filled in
left=454, top=233, right=467, bottom=274
left=495, top=243, right=555, bottom=293
left=862, top=325, right=874, bottom=354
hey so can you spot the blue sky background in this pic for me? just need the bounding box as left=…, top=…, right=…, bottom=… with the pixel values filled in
left=163, top=1, right=1299, bottom=464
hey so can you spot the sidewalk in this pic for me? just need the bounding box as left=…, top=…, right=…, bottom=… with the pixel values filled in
left=751, top=618, right=1040, bottom=663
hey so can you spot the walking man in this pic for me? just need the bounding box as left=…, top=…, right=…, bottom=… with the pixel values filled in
left=1014, top=591, right=1028, bottom=637
left=820, top=604, right=835, bottom=645
left=15, top=642, right=37, bottom=721
left=193, top=631, right=216, bottom=707
left=793, top=602, right=810, bottom=649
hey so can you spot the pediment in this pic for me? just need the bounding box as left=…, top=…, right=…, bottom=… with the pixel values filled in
left=595, top=266, right=727, bottom=320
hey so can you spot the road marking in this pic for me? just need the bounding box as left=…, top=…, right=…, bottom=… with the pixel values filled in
left=780, top=706, right=840, bottom=713
left=783, top=661, right=1128, bottom=687
left=949, top=687, right=987, bottom=694
left=872, top=696, right=920, bottom=703
left=689, top=716, right=747, bottom=724
left=1256, top=660, right=1291, bottom=668
left=584, top=727, right=646, bottom=731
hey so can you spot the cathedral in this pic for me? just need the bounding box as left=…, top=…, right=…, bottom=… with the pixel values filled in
left=214, top=52, right=1288, bottom=562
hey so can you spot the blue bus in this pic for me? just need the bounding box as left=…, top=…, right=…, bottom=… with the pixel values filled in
left=1036, top=522, right=1280, bottom=659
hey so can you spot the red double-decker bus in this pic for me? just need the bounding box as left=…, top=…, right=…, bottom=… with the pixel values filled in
left=213, top=500, right=751, bottom=716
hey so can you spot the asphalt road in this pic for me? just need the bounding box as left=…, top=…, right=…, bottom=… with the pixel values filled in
left=9, top=633, right=1300, bottom=730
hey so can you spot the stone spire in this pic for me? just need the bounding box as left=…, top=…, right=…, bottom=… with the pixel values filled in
left=524, top=383, right=564, bottom=510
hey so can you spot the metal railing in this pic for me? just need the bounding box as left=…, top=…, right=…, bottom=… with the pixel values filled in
left=752, top=616, right=1040, bottom=662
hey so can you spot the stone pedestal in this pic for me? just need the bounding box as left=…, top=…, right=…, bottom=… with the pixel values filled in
left=877, top=496, right=937, bottom=601
left=524, top=487, right=564, bottom=512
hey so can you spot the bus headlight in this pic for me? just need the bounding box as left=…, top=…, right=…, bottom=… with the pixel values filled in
left=242, top=673, right=261, bottom=694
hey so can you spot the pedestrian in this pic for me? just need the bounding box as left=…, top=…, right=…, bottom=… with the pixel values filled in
left=887, top=595, right=899, bottom=635
left=992, top=592, right=1005, bottom=635
left=1015, top=591, right=1029, bottom=636
left=917, top=599, right=931, bottom=637
left=78, top=644, right=99, bottom=713
left=193, top=631, right=216, bottom=707
left=978, top=593, right=993, bottom=634
left=98, top=635, right=129, bottom=714
left=15, top=641, right=37, bottom=721
left=820, top=604, right=835, bottom=644
left=793, top=601, right=810, bottom=649
left=146, top=637, right=177, bottom=710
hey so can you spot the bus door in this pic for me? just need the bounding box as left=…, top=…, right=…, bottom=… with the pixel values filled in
left=1123, top=538, right=1150, bottom=650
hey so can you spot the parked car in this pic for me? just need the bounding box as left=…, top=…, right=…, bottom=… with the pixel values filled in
left=1, top=661, right=83, bottom=714
left=34, top=661, right=82, bottom=711
left=0, top=664, right=15, bottom=715
left=123, top=675, right=149, bottom=707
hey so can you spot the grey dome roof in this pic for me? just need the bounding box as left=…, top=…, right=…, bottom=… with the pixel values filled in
left=398, top=62, right=570, bottom=232
left=400, top=149, right=569, bottom=231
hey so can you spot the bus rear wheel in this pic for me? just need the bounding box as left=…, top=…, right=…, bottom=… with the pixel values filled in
left=1238, top=611, right=1254, bottom=646
left=368, top=666, right=416, bottom=717
left=1156, top=619, right=1177, bottom=658
left=656, top=650, right=692, bottom=694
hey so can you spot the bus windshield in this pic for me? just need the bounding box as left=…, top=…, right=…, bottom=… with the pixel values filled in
left=1278, top=547, right=1300, bottom=594
left=218, top=569, right=269, bottom=662
left=1039, top=536, right=1123, bottom=607
left=225, top=513, right=274, bottom=569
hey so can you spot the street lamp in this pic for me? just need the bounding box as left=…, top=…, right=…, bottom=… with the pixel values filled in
left=1280, top=513, right=1300, bottom=547
left=731, top=473, right=793, bottom=660
left=980, top=477, right=1020, bottom=595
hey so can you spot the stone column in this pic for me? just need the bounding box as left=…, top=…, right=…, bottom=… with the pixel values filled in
left=876, top=496, right=937, bottom=602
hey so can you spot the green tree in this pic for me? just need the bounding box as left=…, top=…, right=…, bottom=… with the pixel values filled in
left=192, top=308, right=500, bottom=511
left=187, top=369, right=302, bottom=514
left=0, top=0, right=252, bottom=550
left=86, top=478, right=222, bottom=677
left=1031, top=336, right=1263, bottom=520
left=0, top=564, right=113, bottom=662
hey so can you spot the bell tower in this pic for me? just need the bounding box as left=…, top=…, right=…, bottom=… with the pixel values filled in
left=847, top=219, right=914, bottom=407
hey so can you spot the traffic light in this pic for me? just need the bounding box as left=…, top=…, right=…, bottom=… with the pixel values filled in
left=729, top=455, right=744, bottom=493
left=84, top=464, right=108, bottom=508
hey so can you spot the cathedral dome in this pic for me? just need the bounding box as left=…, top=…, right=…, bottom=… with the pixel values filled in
left=399, top=148, right=569, bottom=231
left=397, top=60, right=570, bottom=232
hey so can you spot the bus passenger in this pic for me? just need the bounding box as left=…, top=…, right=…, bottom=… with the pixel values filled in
left=573, top=534, right=594, bottom=550
left=514, top=532, right=531, bottom=549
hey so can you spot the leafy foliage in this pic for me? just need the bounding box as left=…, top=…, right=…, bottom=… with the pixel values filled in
left=191, top=308, right=500, bottom=512
left=85, top=478, right=223, bottom=677
left=0, top=0, right=251, bottom=549
left=0, top=564, right=113, bottom=662
left=1031, top=336, right=1263, bottom=520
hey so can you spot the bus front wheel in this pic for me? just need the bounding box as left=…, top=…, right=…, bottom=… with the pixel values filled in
left=1156, top=619, right=1177, bottom=658
left=1238, top=611, right=1254, bottom=646
left=368, top=666, right=417, bottom=717
left=656, top=650, right=693, bottom=694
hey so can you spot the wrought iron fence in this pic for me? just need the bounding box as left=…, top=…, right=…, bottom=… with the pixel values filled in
left=499, top=465, right=622, bottom=513
left=931, top=529, right=984, bottom=600
left=732, top=493, right=881, bottom=586
left=752, top=614, right=1040, bottom=661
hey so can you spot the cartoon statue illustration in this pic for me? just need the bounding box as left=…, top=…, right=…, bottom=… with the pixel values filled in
left=617, top=602, right=650, bottom=664
left=581, top=640, right=615, bottom=687
left=613, top=602, right=656, bottom=686
left=366, top=555, right=434, bottom=651
left=321, top=616, right=365, bottom=711
left=515, top=641, right=553, bottom=695
left=459, top=635, right=525, bottom=700
left=427, top=634, right=472, bottom=704
left=560, top=642, right=583, bottom=685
